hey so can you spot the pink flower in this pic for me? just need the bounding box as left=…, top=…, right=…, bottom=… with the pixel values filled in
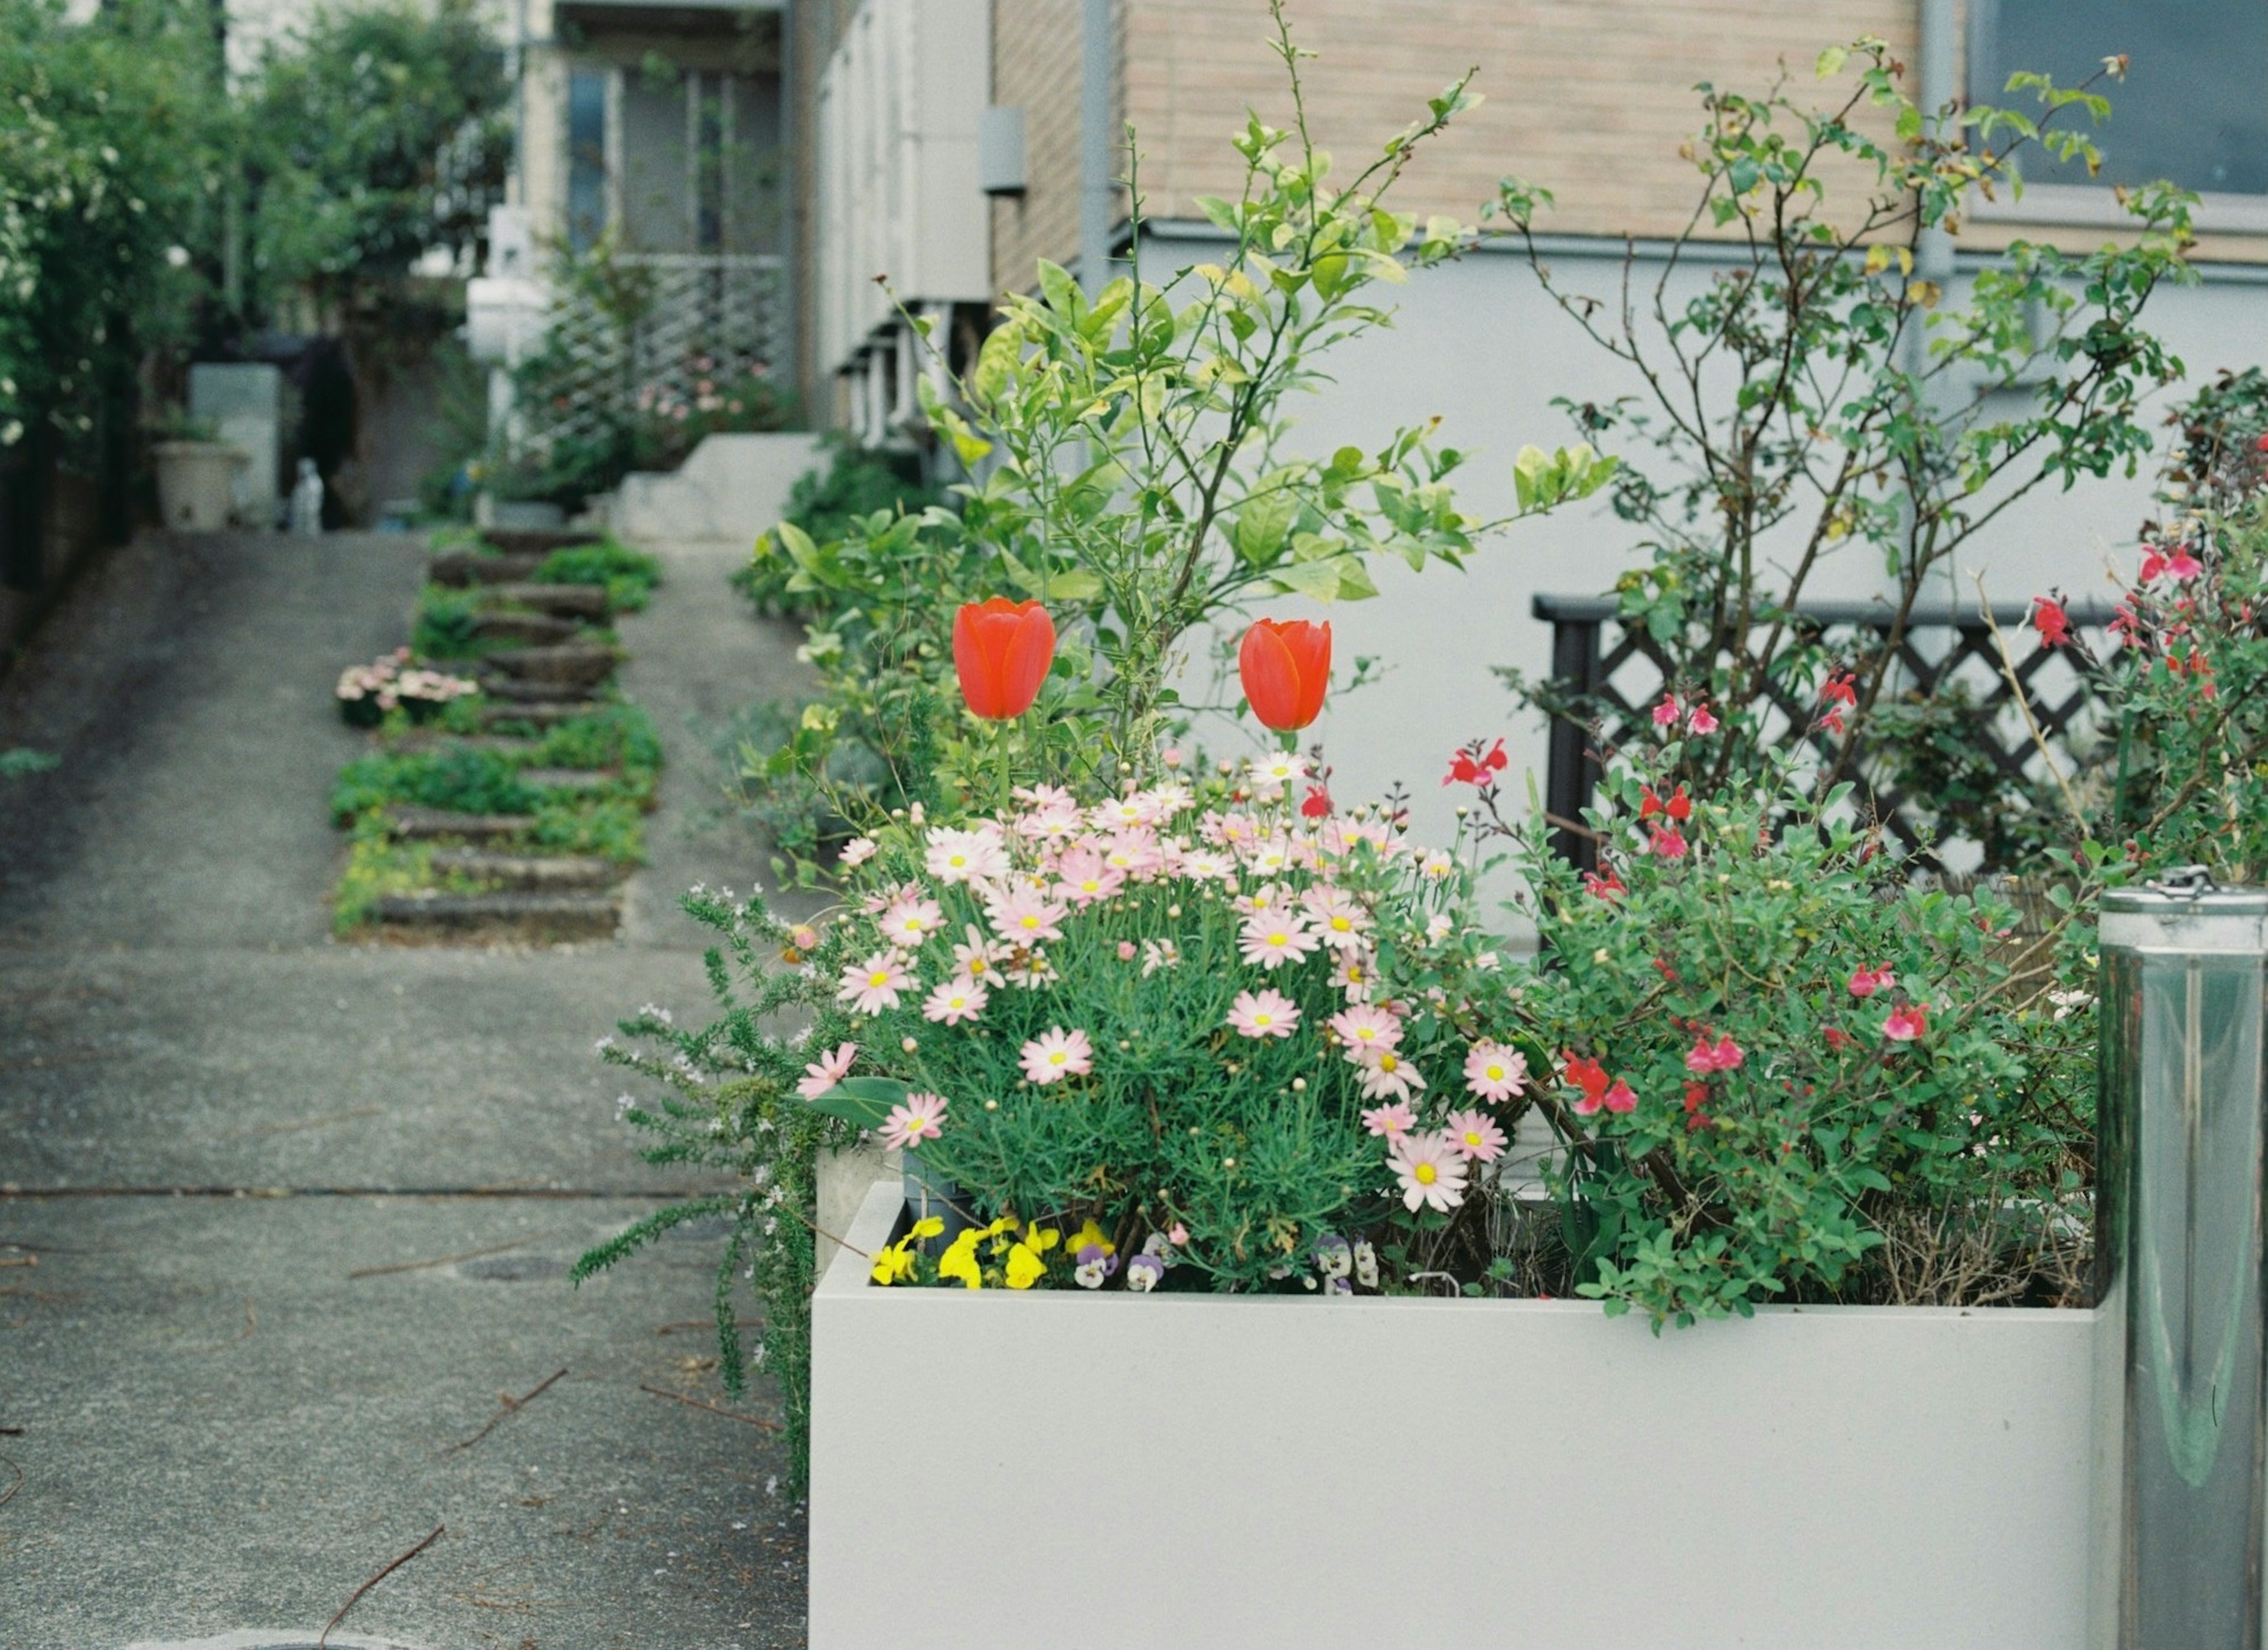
left=1116, top=940, right=1138, bottom=961
left=1883, top=1005, right=1928, bottom=1043
left=1463, top=1041, right=1527, bottom=1102
left=1647, top=824, right=1687, bottom=861
left=1052, top=846, right=1125, bottom=907
left=1019, top=1026, right=1094, bottom=1085
left=1848, top=966, right=1895, bottom=998
left=1600, top=1080, right=1638, bottom=1115
left=1388, top=1131, right=1469, bottom=1213
left=794, top=1040, right=858, bottom=1099
left=986, top=886, right=1068, bottom=947
left=950, top=925, right=1006, bottom=984
left=921, top=975, right=990, bottom=1026
left=1355, top=1047, right=1426, bottom=1101
left=1687, top=702, right=1720, bottom=735
left=1683, top=1033, right=1745, bottom=1075
left=1328, top=1003, right=1403, bottom=1058
left=839, top=837, right=876, bottom=867
left=2031, top=597, right=2073, bottom=648
left=837, top=952, right=913, bottom=1016
left=1227, top=989, right=1301, bottom=1039
left=1301, top=886, right=1369, bottom=950
left=2140, top=546, right=2204, bottom=584
left=1444, top=1108, right=1508, bottom=1163
left=879, top=895, right=944, bottom=950
left=1239, top=909, right=1321, bottom=969
left=924, top=826, right=1008, bottom=884
left=879, top=1091, right=948, bottom=1150
left=1360, top=1101, right=1416, bottom=1138
left=1651, top=695, right=1682, bottom=728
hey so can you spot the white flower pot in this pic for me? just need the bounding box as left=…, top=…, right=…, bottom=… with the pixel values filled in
left=152, top=441, right=245, bottom=531
left=810, top=1182, right=2097, bottom=1649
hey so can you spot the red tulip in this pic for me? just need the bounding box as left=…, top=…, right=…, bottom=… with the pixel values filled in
left=1237, top=618, right=1331, bottom=731
left=952, top=599, right=1056, bottom=720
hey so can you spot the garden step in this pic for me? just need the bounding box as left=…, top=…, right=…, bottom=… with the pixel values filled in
left=379, top=730, right=539, bottom=756
left=520, top=766, right=620, bottom=793
left=478, top=675, right=599, bottom=704
left=482, top=527, right=602, bottom=555
left=476, top=699, right=597, bottom=728
left=371, top=889, right=620, bottom=942
left=383, top=806, right=529, bottom=842
left=481, top=642, right=617, bottom=689
left=428, top=549, right=542, bottom=586
left=485, top=581, right=610, bottom=619
left=428, top=849, right=625, bottom=890
left=469, top=610, right=582, bottom=646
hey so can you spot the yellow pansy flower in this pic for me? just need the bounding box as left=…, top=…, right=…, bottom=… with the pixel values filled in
left=937, top=1229, right=983, bottom=1288
left=1067, top=1218, right=1114, bottom=1257
left=1004, top=1242, right=1047, bottom=1289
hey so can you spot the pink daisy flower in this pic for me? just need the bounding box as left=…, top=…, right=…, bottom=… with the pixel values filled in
left=879, top=1091, right=948, bottom=1151
left=1328, top=1003, right=1403, bottom=1058
left=1355, top=1047, right=1426, bottom=1101
left=924, top=827, right=1008, bottom=885
left=1302, top=887, right=1369, bottom=951
left=950, top=925, right=1006, bottom=984
left=1462, top=1041, right=1527, bottom=1102
left=987, top=887, right=1069, bottom=947
left=1019, top=1026, right=1094, bottom=1085
left=1239, top=909, right=1320, bottom=969
left=794, top=1040, right=858, bottom=1099
left=837, top=952, right=913, bottom=1016
left=879, top=895, right=945, bottom=950
left=1360, top=1101, right=1416, bottom=1139
left=1052, top=847, right=1125, bottom=907
left=1389, top=1130, right=1469, bottom=1213
left=1443, top=1108, right=1507, bottom=1163
left=1227, top=988, right=1301, bottom=1039
left=921, top=975, right=990, bottom=1026
left=839, top=837, right=876, bottom=867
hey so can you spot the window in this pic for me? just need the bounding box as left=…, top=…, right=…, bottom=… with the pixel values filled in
left=1969, top=0, right=2268, bottom=225
left=566, top=69, right=610, bottom=253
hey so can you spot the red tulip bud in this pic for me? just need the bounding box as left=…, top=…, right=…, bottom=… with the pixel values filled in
left=952, top=599, right=1056, bottom=720
left=1237, top=619, right=1331, bottom=732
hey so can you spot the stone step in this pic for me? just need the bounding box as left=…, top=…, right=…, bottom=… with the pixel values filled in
left=384, top=806, right=529, bottom=842
left=470, top=610, right=582, bottom=646
left=429, top=848, right=625, bottom=891
left=429, top=549, right=542, bottom=587
left=372, top=890, right=621, bottom=942
left=485, top=581, right=610, bottom=620
left=482, top=528, right=602, bottom=555
left=380, top=731, right=539, bottom=756
left=478, top=675, right=599, bottom=704
left=476, top=699, right=598, bottom=728
left=481, top=643, right=617, bottom=689
left=520, top=767, right=620, bottom=793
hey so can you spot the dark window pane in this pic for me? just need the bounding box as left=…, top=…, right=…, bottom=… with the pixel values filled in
left=568, top=69, right=608, bottom=253
left=1970, top=0, right=2268, bottom=195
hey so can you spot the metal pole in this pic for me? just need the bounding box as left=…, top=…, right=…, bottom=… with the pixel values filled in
left=1077, top=0, right=1113, bottom=298
left=2095, top=876, right=2268, bottom=1648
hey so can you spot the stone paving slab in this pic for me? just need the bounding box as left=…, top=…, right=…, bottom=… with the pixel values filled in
left=0, top=1196, right=804, bottom=1650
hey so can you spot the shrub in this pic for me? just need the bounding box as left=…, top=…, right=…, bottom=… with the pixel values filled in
left=330, top=746, right=538, bottom=821
left=734, top=435, right=947, bottom=616
left=530, top=538, right=662, bottom=613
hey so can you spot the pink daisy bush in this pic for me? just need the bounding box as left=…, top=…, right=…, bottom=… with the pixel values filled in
left=755, top=757, right=1526, bottom=1296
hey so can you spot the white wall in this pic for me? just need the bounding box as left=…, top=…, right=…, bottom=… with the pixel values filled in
left=1139, top=227, right=2268, bottom=861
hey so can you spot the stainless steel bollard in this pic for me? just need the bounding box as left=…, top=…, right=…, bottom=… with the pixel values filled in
left=2096, top=876, right=2268, bottom=1648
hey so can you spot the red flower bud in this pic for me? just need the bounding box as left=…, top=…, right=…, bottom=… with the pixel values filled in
left=952, top=599, right=1056, bottom=720
left=1238, top=619, right=1331, bottom=731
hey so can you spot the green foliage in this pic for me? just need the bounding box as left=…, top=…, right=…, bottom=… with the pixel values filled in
left=330, top=745, right=538, bottom=821
left=1497, top=744, right=2094, bottom=1326
left=0, top=0, right=227, bottom=458
left=576, top=888, right=862, bottom=1496
left=0, top=746, right=58, bottom=777
left=531, top=538, right=662, bottom=612
left=1493, top=38, right=2191, bottom=812
left=242, top=0, right=509, bottom=308
left=529, top=702, right=663, bottom=774
left=734, top=435, right=947, bottom=615
left=529, top=797, right=646, bottom=863
left=331, top=831, right=500, bottom=933
left=748, top=12, right=1605, bottom=881
left=409, top=584, right=484, bottom=657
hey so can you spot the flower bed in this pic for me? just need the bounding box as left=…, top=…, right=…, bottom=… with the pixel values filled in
left=810, top=1179, right=2096, bottom=1650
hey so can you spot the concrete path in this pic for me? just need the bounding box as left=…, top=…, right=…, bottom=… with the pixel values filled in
left=0, top=530, right=817, bottom=1649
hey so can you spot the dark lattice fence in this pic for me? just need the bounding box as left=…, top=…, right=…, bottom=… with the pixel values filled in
left=1534, top=594, right=2120, bottom=868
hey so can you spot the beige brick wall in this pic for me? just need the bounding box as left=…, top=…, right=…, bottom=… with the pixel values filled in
left=1122, top=0, right=1924, bottom=242
left=991, top=0, right=1099, bottom=294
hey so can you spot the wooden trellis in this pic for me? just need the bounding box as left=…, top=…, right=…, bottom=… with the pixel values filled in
left=1534, top=594, right=2120, bottom=868
left=519, top=252, right=789, bottom=455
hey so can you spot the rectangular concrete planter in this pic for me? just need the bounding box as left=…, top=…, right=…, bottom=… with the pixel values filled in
left=811, top=1181, right=2097, bottom=1649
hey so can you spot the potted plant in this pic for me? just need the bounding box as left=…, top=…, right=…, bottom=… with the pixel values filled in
left=149, top=411, right=245, bottom=531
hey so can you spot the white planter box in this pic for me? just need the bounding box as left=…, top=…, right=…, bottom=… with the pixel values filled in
left=812, top=1182, right=2099, bottom=1649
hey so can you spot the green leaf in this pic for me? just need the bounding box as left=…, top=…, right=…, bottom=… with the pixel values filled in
left=807, top=1076, right=909, bottom=1131
left=1233, top=485, right=1300, bottom=564
left=1036, top=259, right=1084, bottom=322
left=1044, top=568, right=1104, bottom=601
